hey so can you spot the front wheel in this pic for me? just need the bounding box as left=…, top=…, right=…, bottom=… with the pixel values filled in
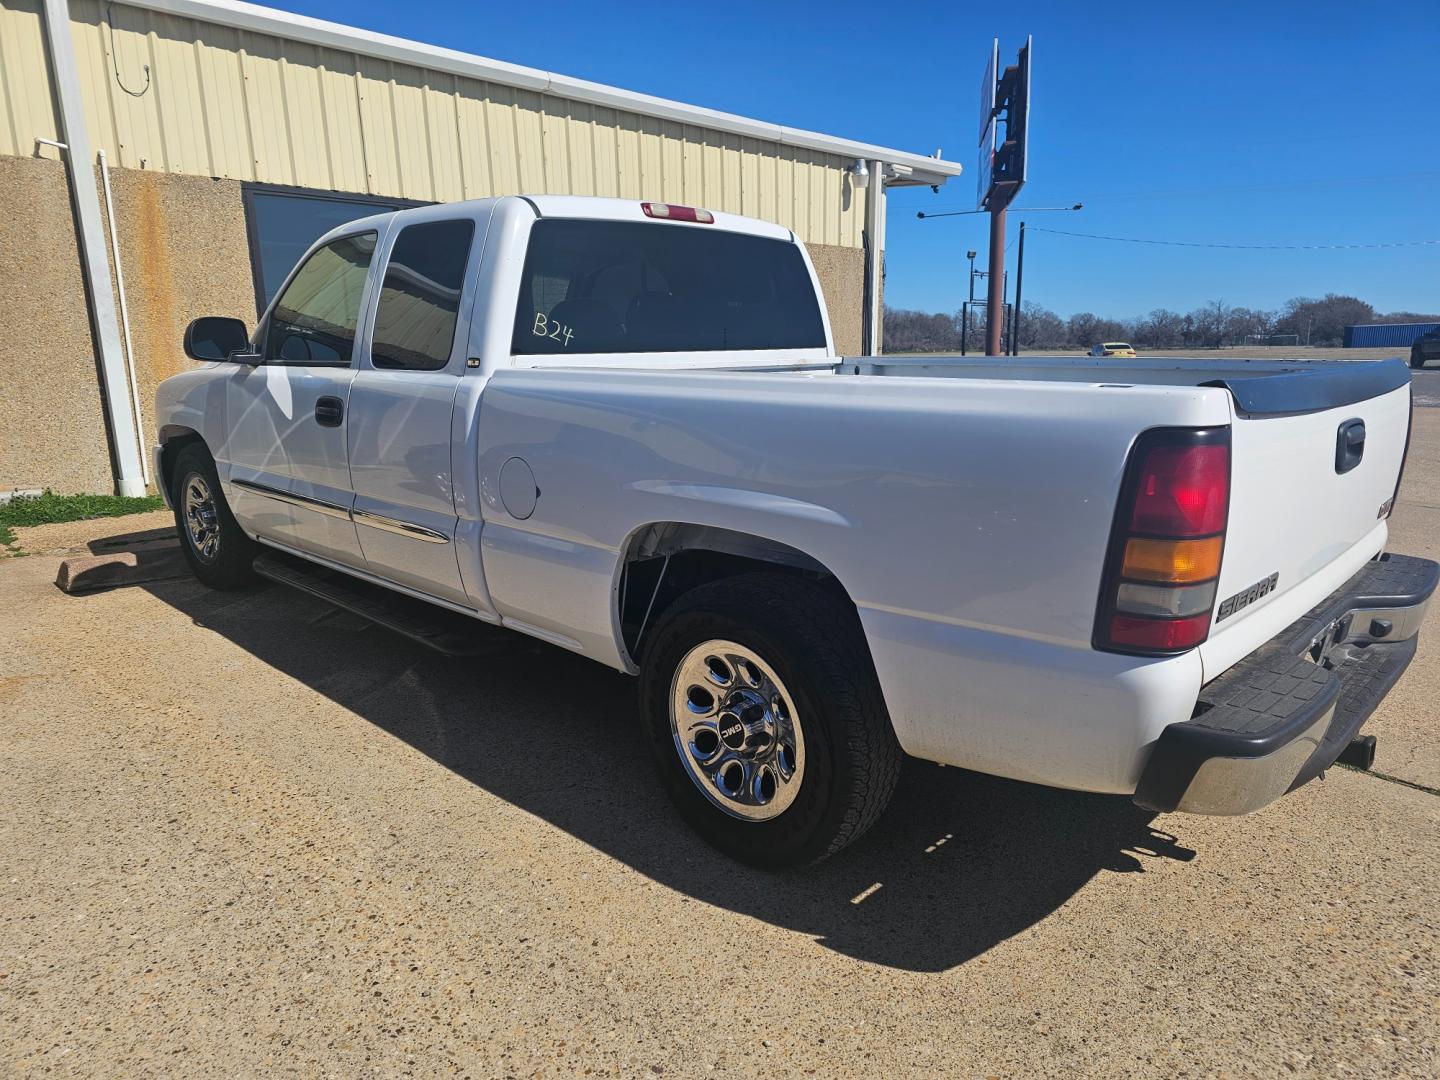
left=170, top=443, right=258, bottom=589
left=639, top=573, right=902, bottom=867
left=1413, top=347, right=1428, bottom=370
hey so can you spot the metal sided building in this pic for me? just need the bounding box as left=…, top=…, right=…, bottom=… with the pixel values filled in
left=0, top=0, right=961, bottom=497
left=1343, top=323, right=1439, bottom=349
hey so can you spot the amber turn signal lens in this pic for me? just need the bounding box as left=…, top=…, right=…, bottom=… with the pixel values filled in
left=1121, top=536, right=1223, bottom=584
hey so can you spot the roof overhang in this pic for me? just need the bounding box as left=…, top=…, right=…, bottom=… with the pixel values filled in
left=124, top=0, right=962, bottom=186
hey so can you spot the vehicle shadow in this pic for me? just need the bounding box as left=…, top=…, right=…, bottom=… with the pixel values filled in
left=139, top=574, right=1197, bottom=973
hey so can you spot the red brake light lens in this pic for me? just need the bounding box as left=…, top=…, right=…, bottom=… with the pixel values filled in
left=1108, top=613, right=1213, bottom=651
left=641, top=202, right=714, bottom=223
left=1129, top=443, right=1229, bottom=537
left=1095, top=427, right=1231, bottom=656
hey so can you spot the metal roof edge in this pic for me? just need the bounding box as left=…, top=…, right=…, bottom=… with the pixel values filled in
left=126, top=0, right=962, bottom=181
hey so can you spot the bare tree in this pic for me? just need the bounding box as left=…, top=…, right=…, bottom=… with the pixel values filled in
left=1189, top=300, right=1233, bottom=348
left=1017, top=302, right=1067, bottom=349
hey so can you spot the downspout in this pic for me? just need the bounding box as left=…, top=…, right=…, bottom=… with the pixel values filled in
left=861, top=159, right=886, bottom=356
left=98, top=148, right=150, bottom=485
left=39, top=0, right=147, bottom=496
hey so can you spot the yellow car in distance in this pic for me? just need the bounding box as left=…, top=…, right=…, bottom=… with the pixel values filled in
left=1088, top=342, right=1137, bottom=358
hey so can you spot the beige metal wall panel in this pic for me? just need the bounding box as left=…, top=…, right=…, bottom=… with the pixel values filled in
left=316, top=50, right=365, bottom=193
left=2, top=1, right=868, bottom=246
left=278, top=41, right=329, bottom=191
left=147, top=11, right=206, bottom=173
left=0, top=0, right=58, bottom=157
left=591, top=106, right=618, bottom=199
left=194, top=21, right=253, bottom=181
left=389, top=63, right=432, bottom=201
left=423, top=73, right=464, bottom=204
left=511, top=86, right=546, bottom=194
left=353, top=53, right=396, bottom=195
left=240, top=33, right=294, bottom=186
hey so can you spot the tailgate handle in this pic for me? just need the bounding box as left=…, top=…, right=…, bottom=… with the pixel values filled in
left=1335, top=418, right=1365, bottom=474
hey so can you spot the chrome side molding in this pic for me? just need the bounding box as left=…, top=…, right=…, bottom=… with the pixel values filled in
left=232, top=478, right=449, bottom=543
left=232, top=478, right=352, bottom=521
left=351, top=507, right=450, bottom=544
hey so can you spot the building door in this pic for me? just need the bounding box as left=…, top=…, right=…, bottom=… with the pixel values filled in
left=223, top=230, right=377, bottom=564
left=348, top=216, right=480, bottom=607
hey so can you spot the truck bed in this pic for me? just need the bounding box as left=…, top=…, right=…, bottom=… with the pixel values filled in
left=846, top=355, right=1412, bottom=416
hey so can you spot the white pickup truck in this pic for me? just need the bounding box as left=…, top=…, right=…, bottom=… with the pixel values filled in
left=156, top=195, right=1436, bottom=866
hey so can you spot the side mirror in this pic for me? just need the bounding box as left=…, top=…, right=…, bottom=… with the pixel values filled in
left=185, top=316, right=255, bottom=363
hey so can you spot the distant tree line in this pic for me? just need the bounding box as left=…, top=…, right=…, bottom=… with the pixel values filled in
left=884, top=294, right=1440, bottom=353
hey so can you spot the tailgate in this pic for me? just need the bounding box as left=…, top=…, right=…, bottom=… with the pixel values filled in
left=1200, top=370, right=1412, bottom=679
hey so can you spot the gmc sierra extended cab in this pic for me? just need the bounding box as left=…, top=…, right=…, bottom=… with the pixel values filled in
left=156, top=195, right=1436, bottom=866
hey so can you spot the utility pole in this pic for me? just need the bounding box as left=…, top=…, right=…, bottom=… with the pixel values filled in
left=962, top=249, right=977, bottom=355
left=1011, top=220, right=1026, bottom=356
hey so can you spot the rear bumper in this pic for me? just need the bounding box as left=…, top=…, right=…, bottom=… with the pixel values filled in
left=1134, top=553, right=1438, bottom=815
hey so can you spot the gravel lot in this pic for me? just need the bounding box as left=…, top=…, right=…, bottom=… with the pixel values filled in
left=3, top=415, right=1438, bottom=1078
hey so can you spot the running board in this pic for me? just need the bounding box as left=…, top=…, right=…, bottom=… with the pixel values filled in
left=253, top=551, right=513, bottom=657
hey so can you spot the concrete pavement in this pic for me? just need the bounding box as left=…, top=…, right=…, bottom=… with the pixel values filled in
left=2, top=421, right=1437, bottom=1078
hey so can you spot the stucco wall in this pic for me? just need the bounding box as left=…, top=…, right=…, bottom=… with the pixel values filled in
left=105, top=169, right=255, bottom=450
left=0, top=159, right=251, bottom=494
left=0, top=155, right=113, bottom=494
left=806, top=243, right=864, bottom=356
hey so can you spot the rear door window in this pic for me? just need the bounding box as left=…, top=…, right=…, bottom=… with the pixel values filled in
left=512, top=219, right=826, bottom=354
left=371, top=220, right=476, bottom=371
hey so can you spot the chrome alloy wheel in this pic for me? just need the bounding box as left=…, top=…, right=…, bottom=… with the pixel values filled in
left=669, top=639, right=805, bottom=821
left=182, top=474, right=221, bottom=562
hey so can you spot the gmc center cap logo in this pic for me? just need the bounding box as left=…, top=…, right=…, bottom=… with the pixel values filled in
left=719, top=715, right=747, bottom=750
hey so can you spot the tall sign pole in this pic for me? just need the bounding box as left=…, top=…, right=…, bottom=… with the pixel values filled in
left=977, top=36, right=1031, bottom=356
left=985, top=210, right=1006, bottom=355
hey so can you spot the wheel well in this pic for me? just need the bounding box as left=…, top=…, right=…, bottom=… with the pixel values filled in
left=618, top=523, right=858, bottom=660
left=157, top=427, right=205, bottom=497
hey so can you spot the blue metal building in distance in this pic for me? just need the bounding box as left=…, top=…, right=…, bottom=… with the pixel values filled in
left=1344, top=322, right=1440, bottom=348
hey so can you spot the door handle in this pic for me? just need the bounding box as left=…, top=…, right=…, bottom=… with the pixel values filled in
left=315, top=396, right=344, bottom=427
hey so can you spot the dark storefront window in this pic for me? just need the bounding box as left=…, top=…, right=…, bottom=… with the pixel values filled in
left=242, top=186, right=414, bottom=311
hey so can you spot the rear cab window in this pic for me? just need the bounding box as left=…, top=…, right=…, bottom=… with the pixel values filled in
left=512, top=219, right=826, bottom=355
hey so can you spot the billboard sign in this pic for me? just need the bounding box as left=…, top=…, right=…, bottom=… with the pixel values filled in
left=978, top=37, right=998, bottom=147
left=978, top=35, right=1031, bottom=212
left=1014, top=35, right=1031, bottom=186
left=976, top=116, right=995, bottom=211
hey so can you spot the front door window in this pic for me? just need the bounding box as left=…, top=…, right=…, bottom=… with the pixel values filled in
left=266, top=232, right=377, bottom=367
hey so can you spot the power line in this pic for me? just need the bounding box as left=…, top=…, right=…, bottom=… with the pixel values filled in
left=1028, top=227, right=1440, bottom=252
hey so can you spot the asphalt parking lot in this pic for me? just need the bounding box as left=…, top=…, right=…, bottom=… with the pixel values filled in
left=3, top=413, right=1438, bottom=1078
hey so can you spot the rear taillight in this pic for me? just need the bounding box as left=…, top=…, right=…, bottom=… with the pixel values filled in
left=641, top=201, right=714, bottom=223
left=1095, top=427, right=1231, bottom=655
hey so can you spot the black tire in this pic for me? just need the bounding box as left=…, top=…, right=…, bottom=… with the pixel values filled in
left=170, top=443, right=258, bottom=589
left=639, top=573, right=902, bottom=868
left=1412, top=347, right=1426, bottom=370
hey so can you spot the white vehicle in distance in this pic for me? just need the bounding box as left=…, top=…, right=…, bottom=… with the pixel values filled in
left=155, top=196, right=1436, bottom=867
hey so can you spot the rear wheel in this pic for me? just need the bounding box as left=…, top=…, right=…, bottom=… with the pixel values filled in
left=1413, top=346, right=1427, bottom=369
left=170, top=443, right=258, bottom=589
left=639, top=573, right=902, bottom=867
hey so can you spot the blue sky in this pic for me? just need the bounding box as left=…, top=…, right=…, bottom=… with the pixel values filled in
left=274, top=0, right=1440, bottom=320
